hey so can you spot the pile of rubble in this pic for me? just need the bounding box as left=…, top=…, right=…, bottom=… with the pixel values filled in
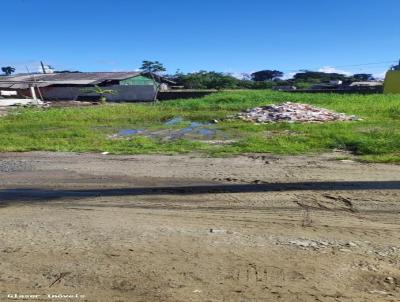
left=0, top=98, right=50, bottom=108
left=235, top=102, right=358, bottom=123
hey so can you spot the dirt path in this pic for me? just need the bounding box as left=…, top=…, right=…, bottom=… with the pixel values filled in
left=0, top=152, right=399, bottom=302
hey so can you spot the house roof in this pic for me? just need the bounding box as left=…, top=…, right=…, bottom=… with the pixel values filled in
left=30, top=72, right=142, bottom=82
left=0, top=72, right=143, bottom=88
left=0, top=71, right=176, bottom=89
left=0, top=82, right=50, bottom=89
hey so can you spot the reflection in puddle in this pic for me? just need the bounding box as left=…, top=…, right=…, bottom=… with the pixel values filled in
left=164, top=117, right=184, bottom=126
left=188, top=122, right=204, bottom=128
left=111, top=118, right=224, bottom=141
left=118, top=129, right=143, bottom=136
left=198, top=128, right=215, bottom=137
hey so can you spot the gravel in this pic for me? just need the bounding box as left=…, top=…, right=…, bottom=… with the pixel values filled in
left=0, top=160, right=34, bottom=172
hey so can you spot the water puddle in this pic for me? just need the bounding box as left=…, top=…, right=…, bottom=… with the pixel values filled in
left=109, top=117, right=227, bottom=142
left=164, top=117, right=184, bottom=126
left=118, top=129, right=144, bottom=136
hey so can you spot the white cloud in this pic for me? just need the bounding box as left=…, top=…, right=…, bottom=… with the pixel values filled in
left=281, top=72, right=296, bottom=80
left=319, top=67, right=388, bottom=80
left=373, top=71, right=387, bottom=80
left=318, top=66, right=352, bottom=76
left=226, top=72, right=252, bottom=80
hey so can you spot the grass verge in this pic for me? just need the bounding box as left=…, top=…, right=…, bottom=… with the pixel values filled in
left=0, top=90, right=399, bottom=162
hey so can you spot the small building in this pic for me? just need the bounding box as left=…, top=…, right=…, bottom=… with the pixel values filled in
left=349, top=81, right=383, bottom=88
left=272, top=86, right=297, bottom=91
left=0, top=72, right=174, bottom=102
left=329, top=80, right=343, bottom=85
left=309, top=83, right=339, bottom=90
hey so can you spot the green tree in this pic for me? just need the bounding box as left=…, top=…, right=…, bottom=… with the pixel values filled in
left=293, top=71, right=347, bottom=83
left=139, top=60, right=167, bottom=102
left=81, top=85, right=115, bottom=103
left=251, top=70, right=283, bottom=81
left=139, top=60, right=166, bottom=74
left=352, top=73, right=375, bottom=81
left=173, top=71, right=238, bottom=90
left=1, top=66, right=15, bottom=76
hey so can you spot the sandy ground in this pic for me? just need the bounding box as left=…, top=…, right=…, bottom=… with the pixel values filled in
left=0, top=152, right=399, bottom=302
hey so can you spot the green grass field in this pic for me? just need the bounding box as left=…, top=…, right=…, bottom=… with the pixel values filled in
left=1, top=90, right=399, bottom=162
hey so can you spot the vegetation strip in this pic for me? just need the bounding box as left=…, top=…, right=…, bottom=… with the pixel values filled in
left=0, top=90, right=399, bottom=163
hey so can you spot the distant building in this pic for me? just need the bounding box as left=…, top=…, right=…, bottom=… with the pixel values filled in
left=0, top=72, right=174, bottom=102
left=309, top=83, right=339, bottom=90
left=272, top=86, right=297, bottom=91
left=329, top=80, right=343, bottom=85
left=349, top=81, right=383, bottom=87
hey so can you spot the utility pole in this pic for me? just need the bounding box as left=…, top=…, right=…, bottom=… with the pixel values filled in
left=41, top=61, right=46, bottom=74
left=25, top=66, right=41, bottom=105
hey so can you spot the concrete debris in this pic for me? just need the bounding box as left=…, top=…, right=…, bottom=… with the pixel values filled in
left=235, top=102, right=359, bottom=123
left=0, top=98, right=49, bottom=108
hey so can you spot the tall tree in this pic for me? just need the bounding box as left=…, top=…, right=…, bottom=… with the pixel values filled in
left=173, top=71, right=238, bottom=90
left=293, top=71, right=347, bottom=82
left=352, top=73, right=375, bottom=81
left=139, top=60, right=166, bottom=74
left=251, top=70, right=283, bottom=81
left=1, top=66, right=15, bottom=76
left=139, top=60, right=167, bottom=102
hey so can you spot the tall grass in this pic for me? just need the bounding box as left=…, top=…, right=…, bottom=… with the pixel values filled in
left=0, top=91, right=399, bottom=162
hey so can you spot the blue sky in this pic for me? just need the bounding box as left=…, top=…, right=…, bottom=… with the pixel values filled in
left=2, top=0, right=399, bottom=78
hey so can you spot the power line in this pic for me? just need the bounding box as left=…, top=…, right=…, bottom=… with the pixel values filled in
left=327, top=60, right=397, bottom=68
left=281, top=59, right=398, bottom=74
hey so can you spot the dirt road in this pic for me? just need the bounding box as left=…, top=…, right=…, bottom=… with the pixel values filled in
left=0, top=152, right=399, bottom=302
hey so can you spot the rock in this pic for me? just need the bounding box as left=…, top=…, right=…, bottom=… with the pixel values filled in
left=385, top=277, right=395, bottom=284
left=376, top=251, right=389, bottom=257
left=209, top=229, right=226, bottom=234
left=346, top=241, right=358, bottom=247
left=32, top=282, right=41, bottom=288
left=289, top=240, right=315, bottom=248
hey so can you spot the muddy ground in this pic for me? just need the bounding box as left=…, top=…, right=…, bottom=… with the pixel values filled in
left=0, top=107, right=9, bottom=118
left=0, top=152, right=399, bottom=302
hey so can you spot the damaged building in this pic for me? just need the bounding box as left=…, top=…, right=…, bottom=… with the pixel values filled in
left=0, top=72, right=174, bottom=102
